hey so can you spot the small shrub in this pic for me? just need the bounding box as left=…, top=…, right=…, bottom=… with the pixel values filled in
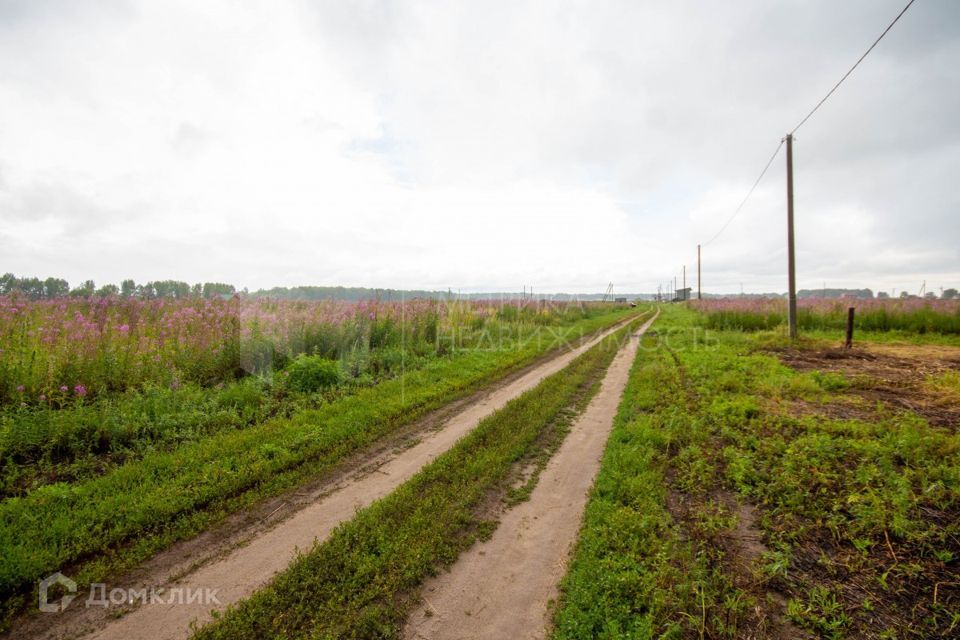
left=811, top=371, right=851, bottom=392
left=216, top=379, right=266, bottom=418
left=284, top=356, right=343, bottom=393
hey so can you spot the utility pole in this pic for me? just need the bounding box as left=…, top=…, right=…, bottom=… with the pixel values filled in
left=697, top=244, right=702, bottom=300
left=785, top=133, right=798, bottom=339
left=682, top=265, right=686, bottom=299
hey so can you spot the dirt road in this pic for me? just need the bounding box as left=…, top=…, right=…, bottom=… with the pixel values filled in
left=15, top=313, right=642, bottom=640
left=404, top=311, right=657, bottom=640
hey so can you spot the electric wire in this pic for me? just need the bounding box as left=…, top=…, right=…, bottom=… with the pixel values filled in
left=701, top=140, right=783, bottom=247
left=791, top=0, right=917, bottom=134
left=701, top=0, right=917, bottom=247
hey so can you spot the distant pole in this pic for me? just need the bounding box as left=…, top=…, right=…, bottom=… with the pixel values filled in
left=786, top=133, right=798, bottom=339
left=682, top=265, right=686, bottom=298
left=697, top=244, right=702, bottom=300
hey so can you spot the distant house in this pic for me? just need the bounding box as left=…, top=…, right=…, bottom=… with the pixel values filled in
left=614, top=297, right=627, bottom=303
left=674, top=287, right=692, bottom=301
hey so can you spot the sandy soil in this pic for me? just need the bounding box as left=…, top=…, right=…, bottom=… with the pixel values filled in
left=403, top=311, right=658, bottom=640
left=11, top=313, right=641, bottom=640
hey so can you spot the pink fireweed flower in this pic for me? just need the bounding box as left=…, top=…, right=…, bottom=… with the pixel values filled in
left=59, top=385, right=69, bottom=392
left=74, top=384, right=87, bottom=397
left=16, top=385, right=25, bottom=392
left=118, top=324, right=130, bottom=333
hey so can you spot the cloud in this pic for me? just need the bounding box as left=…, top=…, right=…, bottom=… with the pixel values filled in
left=0, top=0, right=957, bottom=294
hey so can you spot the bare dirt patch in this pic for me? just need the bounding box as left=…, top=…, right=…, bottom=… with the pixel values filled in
left=775, top=344, right=960, bottom=429
left=762, top=342, right=960, bottom=636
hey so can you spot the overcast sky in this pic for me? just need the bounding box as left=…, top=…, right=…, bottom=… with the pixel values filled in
left=1, top=0, right=957, bottom=294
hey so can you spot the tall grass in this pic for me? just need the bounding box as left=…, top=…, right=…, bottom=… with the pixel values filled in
left=0, top=296, right=624, bottom=494
left=0, top=295, right=609, bottom=405
left=692, top=298, right=960, bottom=334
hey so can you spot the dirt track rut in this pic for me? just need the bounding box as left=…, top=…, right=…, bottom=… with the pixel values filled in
left=404, top=311, right=657, bottom=640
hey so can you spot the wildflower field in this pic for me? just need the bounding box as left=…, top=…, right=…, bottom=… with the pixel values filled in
left=0, top=295, right=603, bottom=405
left=692, top=298, right=960, bottom=334
left=0, top=293, right=631, bottom=622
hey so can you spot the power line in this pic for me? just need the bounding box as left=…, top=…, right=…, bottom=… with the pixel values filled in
left=702, top=139, right=783, bottom=246
left=791, top=0, right=917, bottom=134
left=701, top=0, right=916, bottom=248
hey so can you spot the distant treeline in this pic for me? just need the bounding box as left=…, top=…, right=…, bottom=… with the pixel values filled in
left=252, top=286, right=647, bottom=301
left=253, top=286, right=447, bottom=301
left=701, top=288, right=957, bottom=300
left=798, top=288, right=875, bottom=299
left=0, top=273, right=236, bottom=299
left=797, top=288, right=957, bottom=300
left=7, top=274, right=951, bottom=302
left=1, top=276, right=627, bottom=302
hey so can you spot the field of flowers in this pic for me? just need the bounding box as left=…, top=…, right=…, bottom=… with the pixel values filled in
left=691, top=297, right=960, bottom=334
left=0, top=295, right=624, bottom=495
left=0, top=295, right=600, bottom=406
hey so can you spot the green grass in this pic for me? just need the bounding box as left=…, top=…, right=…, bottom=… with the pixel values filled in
left=190, top=316, right=644, bottom=639
left=553, top=305, right=960, bottom=638
left=0, top=308, right=638, bottom=623
left=926, top=371, right=960, bottom=403
left=694, top=299, right=960, bottom=335
left=797, top=328, right=960, bottom=347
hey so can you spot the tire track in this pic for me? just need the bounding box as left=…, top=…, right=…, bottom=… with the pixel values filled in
left=404, top=310, right=658, bottom=640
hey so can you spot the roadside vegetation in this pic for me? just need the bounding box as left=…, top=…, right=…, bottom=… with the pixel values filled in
left=0, top=294, right=632, bottom=625
left=692, top=298, right=960, bottom=335
left=189, top=313, right=647, bottom=640
left=554, top=305, right=959, bottom=639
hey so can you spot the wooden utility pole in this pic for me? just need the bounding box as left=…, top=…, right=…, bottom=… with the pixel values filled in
left=682, top=266, right=686, bottom=298
left=697, top=244, right=702, bottom=300
left=786, top=133, right=798, bottom=339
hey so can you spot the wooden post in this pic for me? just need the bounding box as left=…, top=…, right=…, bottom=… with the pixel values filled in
left=845, top=307, right=855, bottom=349
left=786, top=133, right=798, bottom=339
